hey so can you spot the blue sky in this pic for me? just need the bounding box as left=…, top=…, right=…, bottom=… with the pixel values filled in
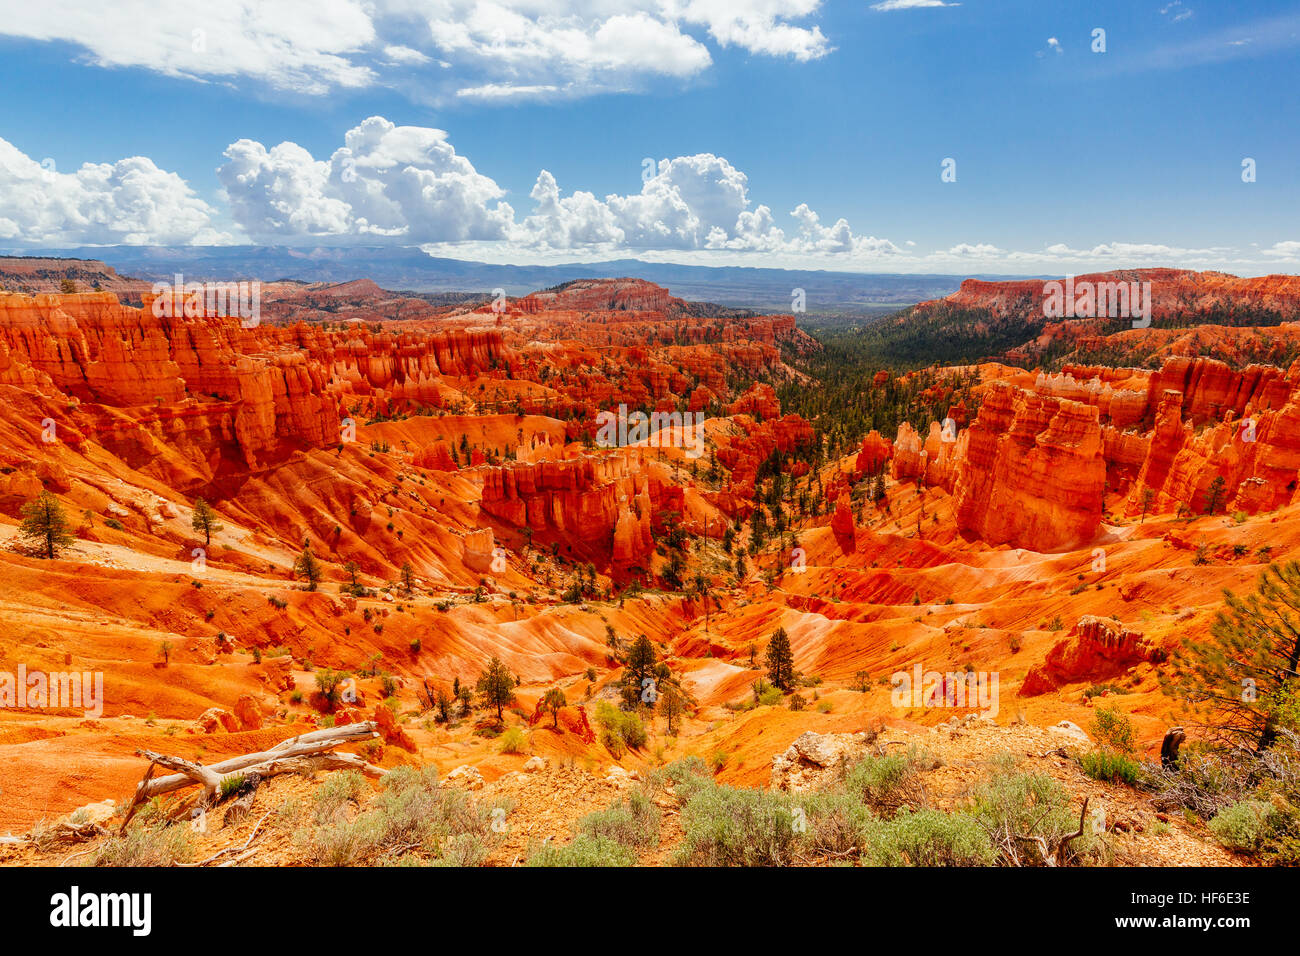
left=0, top=0, right=1297, bottom=275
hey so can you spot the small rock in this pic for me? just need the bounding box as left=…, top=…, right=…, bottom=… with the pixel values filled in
left=1048, top=720, right=1091, bottom=744
left=446, top=765, right=485, bottom=791
left=67, top=800, right=116, bottom=826
left=523, top=756, right=547, bottom=773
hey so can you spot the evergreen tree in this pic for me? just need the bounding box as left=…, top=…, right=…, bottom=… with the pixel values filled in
left=400, top=560, right=415, bottom=596
left=541, top=687, right=567, bottom=728
left=477, top=656, right=516, bottom=721
left=1162, top=561, right=1300, bottom=750
left=660, top=683, right=686, bottom=735
left=191, top=497, right=223, bottom=546
left=621, top=634, right=658, bottom=710
left=19, top=491, right=74, bottom=559
left=693, top=571, right=710, bottom=634
left=294, top=546, right=321, bottom=591
left=765, top=627, right=795, bottom=692
left=1204, top=475, right=1227, bottom=515
left=1140, top=486, right=1156, bottom=524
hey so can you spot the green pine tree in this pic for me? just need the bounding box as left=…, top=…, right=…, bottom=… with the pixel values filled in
left=19, top=491, right=74, bottom=559
left=477, top=656, right=516, bottom=722
left=1162, top=561, right=1300, bottom=750
left=765, top=627, right=795, bottom=692
left=621, top=635, right=658, bottom=710
left=294, top=546, right=321, bottom=591
left=191, top=497, right=223, bottom=546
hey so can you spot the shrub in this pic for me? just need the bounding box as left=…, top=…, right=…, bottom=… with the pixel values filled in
left=427, top=832, right=490, bottom=867
left=974, top=756, right=1105, bottom=866
left=93, top=822, right=194, bottom=866
left=662, top=756, right=712, bottom=795
left=1207, top=796, right=1300, bottom=861
left=525, top=834, right=637, bottom=867
left=863, top=809, right=995, bottom=866
left=1089, top=707, right=1136, bottom=754
left=673, top=784, right=802, bottom=866
left=313, top=669, right=349, bottom=712
left=1209, top=800, right=1275, bottom=854
left=844, top=749, right=925, bottom=815
left=600, top=725, right=627, bottom=758
left=1147, top=746, right=1254, bottom=817
left=575, top=790, right=660, bottom=850
left=795, top=791, right=876, bottom=856
left=595, top=702, right=647, bottom=752
left=499, top=727, right=528, bottom=754
left=295, top=766, right=497, bottom=866
left=757, top=686, right=784, bottom=707
left=1080, top=749, right=1143, bottom=786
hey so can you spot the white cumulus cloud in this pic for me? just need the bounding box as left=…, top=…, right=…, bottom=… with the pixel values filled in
left=217, top=116, right=515, bottom=242
left=0, top=136, right=224, bottom=245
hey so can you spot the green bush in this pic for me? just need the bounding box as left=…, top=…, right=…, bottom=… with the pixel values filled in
left=1089, top=707, right=1136, bottom=754
left=757, top=686, right=785, bottom=707
left=295, top=765, right=497, bottom=866
left=1080, top=749, right=1143, bottom=786
left=973, top=755, right=1105, bottom=865
left=525, top=834, right=637, bottom=867
left=595, top=702, right=647, bottom=751
left=662, top=756, right=712, bottom=796
left=1206, top=796, right=1300, bottom=861
left=844, top=748, right=925, bottom=815
left=1209, top=800, right=1275, bottom=854
left=600, top=725, right=627, bottom=758
left=499, top=727, right=528, bottom=754
left=795, top=791, right=876, bottom=856
left=673, top=783, right=803, bottom=866
left=93, top=822, right=194, bottom=866
left=575, top=790, right=660, bottom=849
left=863, top=809, right=996, bottom=866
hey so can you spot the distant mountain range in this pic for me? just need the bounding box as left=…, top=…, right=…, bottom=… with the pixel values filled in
left=6, top=245, right=1034, bottom=312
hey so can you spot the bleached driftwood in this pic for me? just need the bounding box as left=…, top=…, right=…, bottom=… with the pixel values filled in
left=134, top=722, right=381, bottom=800
left=119, top=722, right=385, bottom=833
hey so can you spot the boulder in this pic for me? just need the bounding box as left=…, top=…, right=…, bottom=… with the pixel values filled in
left=196, top=707, right=239, bottom=734
left=234, top=694, right=263, bottom=731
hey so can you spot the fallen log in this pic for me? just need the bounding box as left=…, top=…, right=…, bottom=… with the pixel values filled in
left=132, top=722, right=381, bottom=802
left=222, top=773, right=262, bottom=829
left=118, top=722, right=385, bottom=834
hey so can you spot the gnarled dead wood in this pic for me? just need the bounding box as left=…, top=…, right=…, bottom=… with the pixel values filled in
left=130, top=721, right=380, bottom=803
left=1054, top=797, right=1091, bottom=865
left=1014, top=796, right=1090, bottom=867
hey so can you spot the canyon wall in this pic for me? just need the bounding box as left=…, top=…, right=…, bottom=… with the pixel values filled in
left=892, top=355, right=1300, bottom=552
